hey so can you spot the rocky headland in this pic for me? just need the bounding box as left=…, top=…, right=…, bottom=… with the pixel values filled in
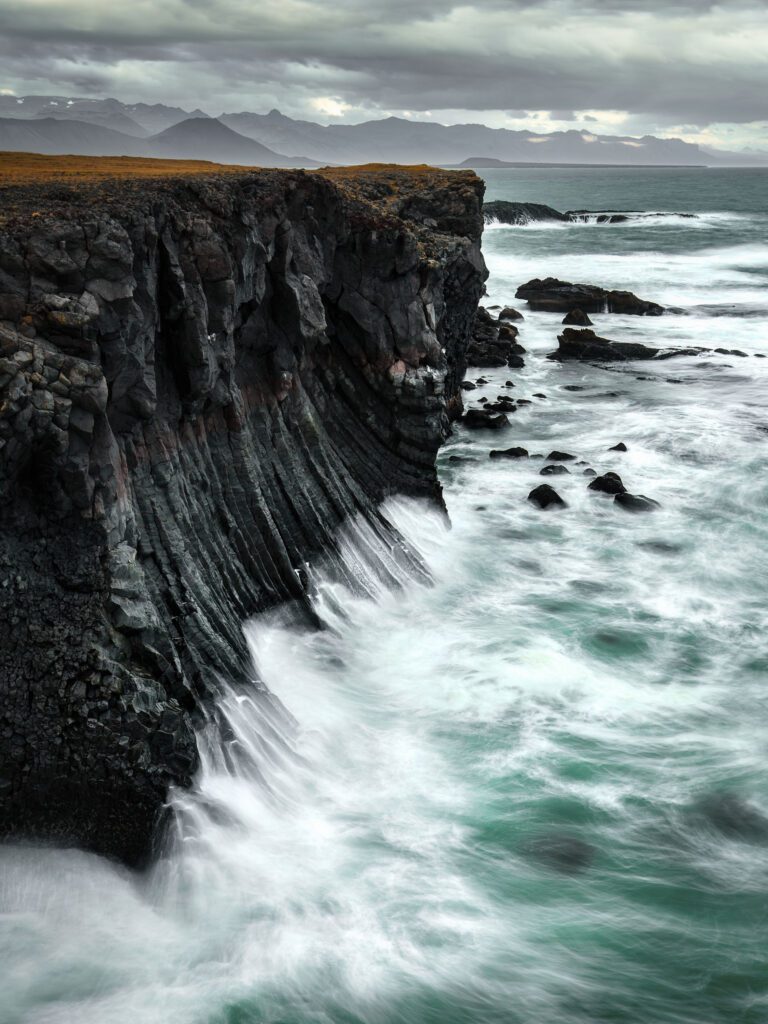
left=0, top=158, right=486, bottom=864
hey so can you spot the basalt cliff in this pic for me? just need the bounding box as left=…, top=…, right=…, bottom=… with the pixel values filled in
left=0, top=162, right=486, bottom=864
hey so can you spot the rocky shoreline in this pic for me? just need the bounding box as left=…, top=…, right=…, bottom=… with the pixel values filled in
left=483, top=200, right=699, bottom=227
left=0, top=165, right=486, bottom=863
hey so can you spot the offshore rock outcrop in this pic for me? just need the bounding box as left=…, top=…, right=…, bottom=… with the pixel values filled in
left=550, top=328, right=705, bottom=362
left=483, top=201, right=567, bottom=226
left=516, top=278, right=664, bottom=316
left=0, top=165, right=486, bottom=864
left=484, top=201, right=698, bottom=227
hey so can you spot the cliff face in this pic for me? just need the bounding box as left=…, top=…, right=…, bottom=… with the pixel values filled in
left=0, top=165, right=486, bottom=864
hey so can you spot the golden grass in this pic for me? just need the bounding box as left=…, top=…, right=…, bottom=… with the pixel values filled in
left=318, top=163, right=438, bottom=178
left=0, top=153, right=462, bottom=187
left=0, top=152, right=261, bottom=185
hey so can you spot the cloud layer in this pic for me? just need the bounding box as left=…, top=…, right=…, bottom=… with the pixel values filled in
left=0, top=0, right=766, bottom=149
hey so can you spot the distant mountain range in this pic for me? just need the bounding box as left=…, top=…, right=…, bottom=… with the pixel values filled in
left=0, top=109, right=318, bottom=168
left=0, top=94, right=765, bottom=168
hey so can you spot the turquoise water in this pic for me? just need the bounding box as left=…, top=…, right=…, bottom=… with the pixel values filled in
left=1, top=168, right=768, bottom=1023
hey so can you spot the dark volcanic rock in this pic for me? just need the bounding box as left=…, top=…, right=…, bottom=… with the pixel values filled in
left=463, top=408, right=510, bottom=430
left=609, top=442, right=629, bottom=451
left=551, top=329, right=661, bottom=362
left=528, top=484, right=567, bottom=509
left=566, top=209, right=697, bottom=226
left=563, top=308, right=593, bottom=327
left=498, top=324, right=521, bottom=343
left=483, top=201, right=567, bottom=226
left=715, top=347, right=748, bottom=358
left=540, top=464, right=570, bottom=476
left=589, top=472, right=627, bottom=495
left=0, top=166, right=486, bottom=864
left=466, top=307, right=525, bottom=369
left=547, top=450, right=576, bottom=462
left=552, top=330, right=709, bottom=364
left=498, top=306, right=524, bottom=322
left=614, top=492, right=661, bottom=513
left=516, top=277, right=664, bottom=316
left=489, top=446, right=528, bottom=460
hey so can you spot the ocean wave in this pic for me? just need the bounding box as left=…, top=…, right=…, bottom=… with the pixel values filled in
left=484, top=211, right=756, bottom=231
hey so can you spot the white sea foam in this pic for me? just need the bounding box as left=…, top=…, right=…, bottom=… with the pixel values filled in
left=484, top=210, right=758, bottom=231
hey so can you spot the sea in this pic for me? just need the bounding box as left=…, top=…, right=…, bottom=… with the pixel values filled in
left=1, top=167, right=767, bottom=1024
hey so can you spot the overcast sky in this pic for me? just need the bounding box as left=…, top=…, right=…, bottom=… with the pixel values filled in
left=1, top=0, right=766, bottom=151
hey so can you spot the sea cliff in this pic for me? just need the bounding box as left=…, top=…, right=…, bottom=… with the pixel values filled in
left=0, top=160, right=486, bottom=864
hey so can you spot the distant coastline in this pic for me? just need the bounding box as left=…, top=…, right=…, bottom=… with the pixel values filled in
left=451, top=159, right=709, bottom=169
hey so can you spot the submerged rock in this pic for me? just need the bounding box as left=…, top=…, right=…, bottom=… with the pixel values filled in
left=498, top=306, right=524, bottom=321
left=483, top=200, right=567, bottom=225
left=609, top=442, right=629, bottom=452
left=697, top=793, right=768, bottom=842
left=528, top=484, right=568, bottom=509
left=551, top=328, right=661, bottom=362
left=562, top=308, right=594, bottom=327
left=526, top=834, right=595, bottom=875
left=489, top=446, right=529, bottom=460
left=516, top=277, right=665, bottom=316
left=540, top=464, right=570, bottom=476
left=614, top=492, right=661, bottom=513
left=484, top=201, right=697, bottom=230
left=589, top=472, right=627, bottom=495
left=463, top=408, right=511, bottom=430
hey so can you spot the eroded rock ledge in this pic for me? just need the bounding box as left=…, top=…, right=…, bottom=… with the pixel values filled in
left=0, top=165, right=486, bottom=863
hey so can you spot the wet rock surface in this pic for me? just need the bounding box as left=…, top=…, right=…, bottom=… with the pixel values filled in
left=483, top=201, right=567, bottom=226
left=489, top=446, right=529, bottom=460
left=615, top=493, right=661, bottom=513
left=528, top=484, right=567, bottom=509
left=562, top=309, right=593, bottom=327
left=466, top=307, right=525, bottom=369
left=484, top=202, right=697, bottom=229
left=589, top=472, right=627, bottom=495
left=462, top=408, right=511, bottom=430
left=498, top=306, right=524, bottom=322
left=551, top=329, right=663, bottom=362
left=0, top=167, right=486, bottom=863
left=517, top=278, right=664, bottom=316
left=551, top=329, right=715, bottom=364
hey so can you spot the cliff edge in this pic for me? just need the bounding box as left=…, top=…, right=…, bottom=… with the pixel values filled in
left=0, top=159, right=486, bottom=863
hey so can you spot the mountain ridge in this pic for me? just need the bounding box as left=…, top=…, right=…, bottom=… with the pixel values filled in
left=1, top=95, right=766, bottom=166
left=0, top=114, right=320, bottom=168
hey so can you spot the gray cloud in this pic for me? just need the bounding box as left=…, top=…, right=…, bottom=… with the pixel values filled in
left=0, top=0, right=765, bottom=139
